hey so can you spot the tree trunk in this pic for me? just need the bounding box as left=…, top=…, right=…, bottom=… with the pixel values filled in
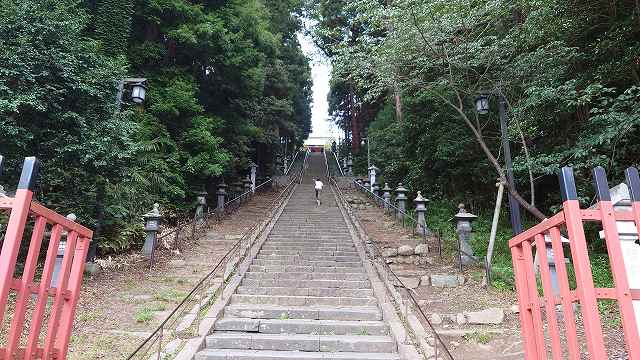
left=394, top=88, right=403, bottom=122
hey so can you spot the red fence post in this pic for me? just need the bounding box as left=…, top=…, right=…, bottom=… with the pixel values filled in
left=559, top=167, right=607, bottom=359
left=511, top=245, right=540, bottom=359
left=593, top=167, right=640, bottom=358
left=534, top=234, right=563, bottom=358
left=0, top=158, right=38, bottom=330
left=1, top=157, right=94, bottom=360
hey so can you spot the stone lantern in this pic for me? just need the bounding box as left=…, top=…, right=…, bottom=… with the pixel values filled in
left=142, top=203, right=161, bottom=259
left=346, top=158, right=353, bottom=176
left=372, top=182, right=380, bottom=199
left=243, top=175, right=252, bottom=201
left=368, top=165, right=380, bottom=192
left=454, top=203, right=478, bottom=265
left=382, top=183, right=392, bottom=211
left=216, top=181, right=227, bottom=213
left=414, top=191, right=430, bottom=235
left=249, top=162, right=258, bottom=192
left=196, top=189, right=208, bottom=223
left=363, top=179, right=371, bottom=192
left=395, top=183, right=408, bottom=221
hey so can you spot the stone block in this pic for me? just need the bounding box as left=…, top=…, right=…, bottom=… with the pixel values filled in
left=382, top=248, right=398, bottom=257
left=419, top=275, right=430, bottom=286
left=465, top=307, right=505, bottom=324
left=397, top=276, right=420, bottom=289
left=414, top=244, right=429, bottom=256
left=430, top=274, right=465, bottom=288
left=397, top=245, right=414, bottom=256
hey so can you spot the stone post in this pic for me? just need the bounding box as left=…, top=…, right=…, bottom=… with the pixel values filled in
left=0, top=185, right=5, bottom=198
left=52, top=213, right=76, bottom=287
left=196, top=190, right=207, bottom=223
left=142, top=204, right=161, bottom=259
left=395, top=183, right=408, bottom=221
left=249, top=162, right=258, bottom=192
left=454, top=204, right=478, bottom=265
left=363, top=179, right=371, bottom=192
left=342, top=158, right=347, bottom=174
left=346, top=157, right=353, bottom=176
left=382, top=183, right=392, bottom=211
left=243, top=175, right=252, bottom=201
left=283, top=156, right=290, bottom=174
left=414, top=191, right=430, bottom=235
left=368, top=165, right=380, bottom=192
left=216, top=181, right=227, bottom=213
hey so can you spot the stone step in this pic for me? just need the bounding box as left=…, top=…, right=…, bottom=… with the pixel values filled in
left=224, top=304, right=382, bottom=321
left=205, top=333, right=395, bottom=353
left=251, top=259, right=362, bottom=268
left=231, top=294, right=378, bottom=307
left=269, top=227, right=348, bottom=231
left=248, top=265, right=365, bottom=273
left=260, top=246, right=355, bottom=252
left=241, top=278, right=370, bottom=290
left=267, top=233, right=351, bottom=237
left=236, top=286, right=374, bottom=298
left=244, top=272, right=369, bottom=281
left=196, top=349, right=400, bottom=360
left=214, top=318, right=388, bottom=335
left=257, top=250, right=358, bottom=257
left=263, top=241, right=354, bottom=247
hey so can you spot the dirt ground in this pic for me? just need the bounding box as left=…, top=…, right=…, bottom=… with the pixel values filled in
left=66, top=189, right=280, bottom=360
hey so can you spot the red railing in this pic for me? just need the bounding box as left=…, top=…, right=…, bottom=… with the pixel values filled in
left=509, top=166, right=640, bottom=359
left=0, top=157, right=93, bottom=360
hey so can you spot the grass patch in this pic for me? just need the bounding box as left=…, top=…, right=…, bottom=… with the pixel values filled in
left=134, top=308, right=154, bottom=323
left=463, top=331, right=495, bottom=344
left=154, top=289, right=186, bottom=303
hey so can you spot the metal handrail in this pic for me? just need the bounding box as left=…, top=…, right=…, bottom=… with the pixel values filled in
left=352, top=179, right=494, bottom=279
left=127, top=167, right=304, bottom=360
left=300, top=150, right=309, bottom=184
left=332, top=151, right=344, bottom=176
left=284, top=150, right=301, bottom=176
left=323, top=150, right=329, bottom=177
left=352, top=180, right=418, bottom=223
left=329, top=175, right=454, bottom=359
left=224, top=178, right=273, bottom=207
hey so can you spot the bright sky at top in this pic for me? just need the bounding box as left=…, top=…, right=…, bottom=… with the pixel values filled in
left=297, top=28, right=340, bottom=140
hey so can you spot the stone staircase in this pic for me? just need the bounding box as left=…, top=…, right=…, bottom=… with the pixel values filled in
left=196, top=153, right=400, bottom=360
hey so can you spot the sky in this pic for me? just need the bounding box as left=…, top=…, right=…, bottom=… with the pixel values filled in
left=297, top=30, right=338, bottom=139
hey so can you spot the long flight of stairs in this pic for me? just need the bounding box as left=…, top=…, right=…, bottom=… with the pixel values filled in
left=196, top=153, right=399, bottom=360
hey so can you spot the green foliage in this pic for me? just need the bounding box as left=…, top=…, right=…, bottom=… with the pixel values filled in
left=94, top=0, right=134, bottom=56
left=1, top=0, right=312, bottom=254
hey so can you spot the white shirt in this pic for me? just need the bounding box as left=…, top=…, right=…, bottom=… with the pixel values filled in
left=314, top=180, right=324, bottom=190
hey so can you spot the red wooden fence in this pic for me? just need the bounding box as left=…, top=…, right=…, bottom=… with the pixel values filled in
left=0, top=157, right=93, bottom=359
left=510, top=166, right=640, bottom=359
